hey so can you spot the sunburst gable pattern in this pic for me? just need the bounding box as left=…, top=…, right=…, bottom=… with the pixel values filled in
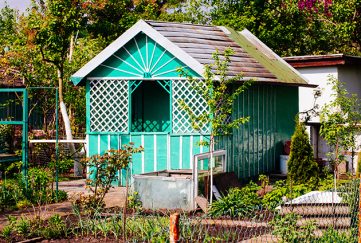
left=89, top=33, right=199, bottom=79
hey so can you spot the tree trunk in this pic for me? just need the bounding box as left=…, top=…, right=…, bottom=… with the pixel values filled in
left=57, top=68, right=82, bottom=176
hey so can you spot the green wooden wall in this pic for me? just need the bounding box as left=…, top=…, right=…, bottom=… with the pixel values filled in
left=216, top=85, right=298, bottom=180
left=88, top=133, right=209, bottom=185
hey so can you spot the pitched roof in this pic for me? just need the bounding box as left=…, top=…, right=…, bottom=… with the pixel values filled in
left=72, top=20, right=314, bottom=87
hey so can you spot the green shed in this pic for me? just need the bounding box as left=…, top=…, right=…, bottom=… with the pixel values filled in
left=71, top=20, right=313, bottom=185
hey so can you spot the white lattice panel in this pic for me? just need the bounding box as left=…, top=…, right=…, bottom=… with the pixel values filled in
left=172, top=80, right=209, bottom=134
left=90, top=79, right=128, bottom=132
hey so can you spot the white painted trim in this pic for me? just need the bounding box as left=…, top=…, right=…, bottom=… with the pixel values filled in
left=123, top=46, right=145, bottom=72
left=150, top=49, right=167, bottom=73
left=179, top=136, right=183, bottom=169
left=134, top=38, right=147, bottom=72
left=141, top=135, right=145, bottom=173
left=149, top=42, right=157, bottom=70
left=190, top=135, right=193, bottom=168
left=71, top=20, right=205, bottom=83
left=146, top=35, right=149, bottom=71
left=113, top=54, right=144, bottom=74
left=100, top=64, right=143, bottom=77
left=167, top=134, right=171, bottom=170
left=152, top=66, right=187, bottom=78
left=87, top=77, right=189, bottom=81
left=108, top=134, right=111, bottom=151
left=153, top=134, right=157, bottom=171
left=152, top=56, right=176, bottom=75
left=29, top=139, right=86, bottom=143
left=96, top=135, right=100, bottom=155
left=86, top=134, right=89, bottom=178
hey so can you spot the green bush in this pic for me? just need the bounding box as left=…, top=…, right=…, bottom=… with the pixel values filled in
left=262, top=180, right=311, bottom=209
left=288, top=120, right=319, bottom=185
left=48, top=157, right=74, bottom=175
left=208, top=181, right=261, bottom=218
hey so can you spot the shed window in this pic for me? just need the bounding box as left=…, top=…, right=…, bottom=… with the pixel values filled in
left=131, top=81, right=170, bottom=132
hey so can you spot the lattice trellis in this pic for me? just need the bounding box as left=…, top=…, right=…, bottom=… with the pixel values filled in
left=90, top=79, right=129, bottom=132
left=172, top=80, right=209, bottom=134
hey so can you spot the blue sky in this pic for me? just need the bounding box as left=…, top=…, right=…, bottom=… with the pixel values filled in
left=0, top=0, right=31, bottom=12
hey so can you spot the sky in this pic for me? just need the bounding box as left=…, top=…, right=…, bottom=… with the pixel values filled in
left=0, top=0, right=31, bottom=13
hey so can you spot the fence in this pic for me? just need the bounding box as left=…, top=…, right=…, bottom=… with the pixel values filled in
left=54, top=177, right=358, bottom=242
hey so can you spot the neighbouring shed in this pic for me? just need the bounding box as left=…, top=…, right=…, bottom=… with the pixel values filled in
left=285, top=54, right=361, bottom=172
left=71, top=20, right=314, bottom=185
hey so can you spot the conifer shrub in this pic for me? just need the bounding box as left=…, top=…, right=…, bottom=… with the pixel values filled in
left=287, top=120, right=319, bottom=185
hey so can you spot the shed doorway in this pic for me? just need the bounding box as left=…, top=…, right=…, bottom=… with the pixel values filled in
left=131, top=81, right=170, bottom=133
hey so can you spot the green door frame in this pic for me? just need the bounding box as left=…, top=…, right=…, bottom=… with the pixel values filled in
left=0, top=87, right=59, bottom=199
left=0, top=88, right=28, bottom=188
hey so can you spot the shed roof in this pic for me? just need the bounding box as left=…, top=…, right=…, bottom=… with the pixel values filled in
left=284, top=54, right=361, bottom=68
left=71, top=20, right=314, bottom=87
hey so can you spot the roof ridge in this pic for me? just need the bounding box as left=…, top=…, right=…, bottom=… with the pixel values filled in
left=145, top=20, right=216, bottom=28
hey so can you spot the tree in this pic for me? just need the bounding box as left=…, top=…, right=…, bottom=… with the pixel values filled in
left=320, top=77, right=361, bottom=178
left=181, top=0, right=361, bottom=56
left=179, top=48, right=252, bottom=203
left=287, top=119, right=319, bottom=185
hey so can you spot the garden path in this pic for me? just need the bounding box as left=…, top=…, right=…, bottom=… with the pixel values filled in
left=0, top=180, right=127, bottom=230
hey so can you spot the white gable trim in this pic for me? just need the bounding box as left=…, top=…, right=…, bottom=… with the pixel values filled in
left=71, top=20, right=205, bottom=85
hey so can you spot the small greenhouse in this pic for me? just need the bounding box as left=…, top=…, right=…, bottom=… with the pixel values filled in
left=71, top=20, right=313, bottom=185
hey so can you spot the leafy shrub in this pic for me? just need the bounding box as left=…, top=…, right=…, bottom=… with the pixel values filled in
left=271, top=213, right=317, bottom=243
left=314, top=228, right=356, bottom=243
left=208, top=181, right=261, bottom=218
left=262, top=180, right=311, bottom=209
left=41, top=214, right=67, bottom=239
left=128, top=191, right=142, bottom=213
left=76, top=143, right=143, bottom=213
left=48, top=157, right=74, bottom=175
left=288, top=120, right=319, bottom=185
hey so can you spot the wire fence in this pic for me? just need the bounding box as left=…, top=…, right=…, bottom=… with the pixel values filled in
left=61, top=177, right=359, bottom=242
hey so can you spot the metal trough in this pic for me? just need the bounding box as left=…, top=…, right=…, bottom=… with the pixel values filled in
left=133, top=170, right=194, bottom=210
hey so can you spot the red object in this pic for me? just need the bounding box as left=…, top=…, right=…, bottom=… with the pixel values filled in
left=284, top=140, right=291, bottom=155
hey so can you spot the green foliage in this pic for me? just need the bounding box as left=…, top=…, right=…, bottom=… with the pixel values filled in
left=287, top=120, right=319, bottom=184
left=270, top=213, right=301, bottom=243
left=41, top=214, right=67, bottom=239
left=0, top=124, right=15, bottom=154
left=208, top=181, right=261, bottom=218
left=48, top=157, right=74, bottom=175
left=127, top=191, right=142, bottom=213
left=77, top=143, right=143, bottom=213
left=179, top=48, right=252, bottom=142
left=262, top=180, right=311, bottom=209
left=271, top=213, right=317, bottom=243
left=314, top=228, right=356, bottom=243
left=357, top=151, right=361, bottom=177
left=320, top=78, right=361, bottom=173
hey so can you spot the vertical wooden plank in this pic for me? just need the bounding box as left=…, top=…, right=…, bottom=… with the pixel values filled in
left=88, top=134, right=99, bottom=156
left=170, top=135, right=180, bottom=170
left=153, top=134, right=157, bottom=171
left=157, top=134, right=168, bottom=170
left=99, top=134, right=108, bottom=155
left=182, top=135, right=191, bottom=169
left=131, top=135, right=142, bottom=175
left=144, top=134, right=154, bottom=173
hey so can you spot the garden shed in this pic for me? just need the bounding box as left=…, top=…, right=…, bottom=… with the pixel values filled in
left=71, top=20, right=314, bottom=185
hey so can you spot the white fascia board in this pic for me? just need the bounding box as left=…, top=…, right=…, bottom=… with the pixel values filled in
left=71, top=20, right=205, bottom=84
